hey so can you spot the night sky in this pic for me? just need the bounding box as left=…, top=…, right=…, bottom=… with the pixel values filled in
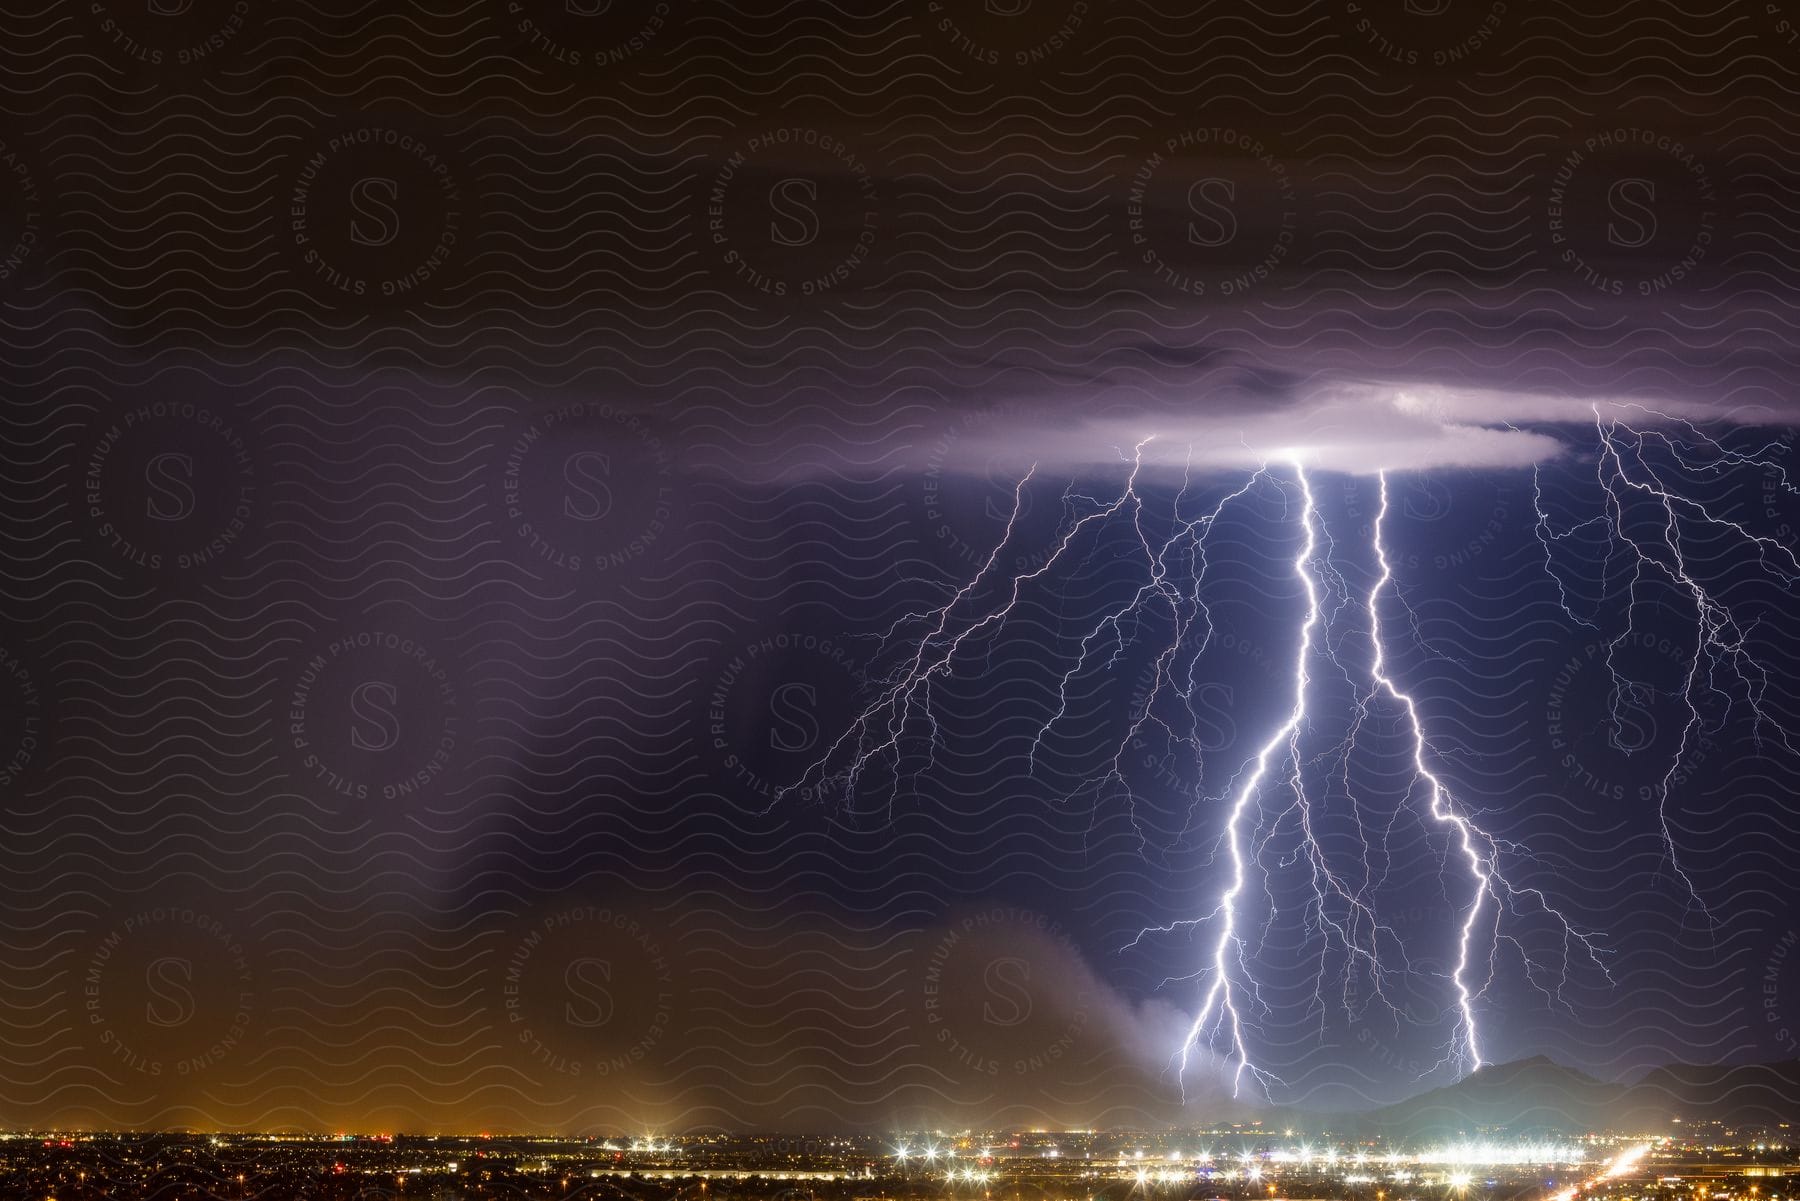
left=2, top=0, right=1800, bottom=1136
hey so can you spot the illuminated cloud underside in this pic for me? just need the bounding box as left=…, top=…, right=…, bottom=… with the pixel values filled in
left=935, top=386, right=1763, bottom=476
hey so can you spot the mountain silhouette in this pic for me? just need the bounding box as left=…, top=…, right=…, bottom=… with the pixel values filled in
left=1330, top=1056, right=1800, bottom=1138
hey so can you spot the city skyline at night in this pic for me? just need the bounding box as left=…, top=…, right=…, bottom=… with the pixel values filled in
left=3, top=0, right=1800, bottom=1166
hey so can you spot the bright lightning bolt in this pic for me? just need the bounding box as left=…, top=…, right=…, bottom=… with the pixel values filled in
left=1018, top=460, right=1404, bottom=1095
left=1364, top=470, right=1491, bottom=1069
left=786, top=445, right=1622, bottom=1099
left=1362, top=471, right=1608, bottom=1073
left=1161, top=466, right=1588, bottom=1092
left=1174, top=462, right=1322, bottom=1096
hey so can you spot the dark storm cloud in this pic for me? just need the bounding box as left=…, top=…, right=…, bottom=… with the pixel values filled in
left=7, top=0, right=1800, bottom=1137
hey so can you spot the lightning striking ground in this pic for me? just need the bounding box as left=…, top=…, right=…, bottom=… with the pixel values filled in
left=788, top=450, right=1619, bottom=1096
left=1364, top=472, right=1606, bottom=1073
left=1365, top=472, right=1493, bottom=1069
left=1174, top=464, right=1322, bottom=1095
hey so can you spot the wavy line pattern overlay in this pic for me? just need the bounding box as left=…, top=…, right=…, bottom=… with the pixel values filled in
left=0, top=0, right=1798, bottom=1135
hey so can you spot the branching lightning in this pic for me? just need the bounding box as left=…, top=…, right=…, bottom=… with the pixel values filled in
left=1533, top=404, right=1800, bottom=910
left=777, top=441, right=1153, bottom=807
left=1364, top=472, right=1493, bottom=1070
left=1171, top=464, right=1323, bottom=1096
left=1365, top=472, right=1605, bottom=1073
left=786, top=442, right=1638, bottom=1098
